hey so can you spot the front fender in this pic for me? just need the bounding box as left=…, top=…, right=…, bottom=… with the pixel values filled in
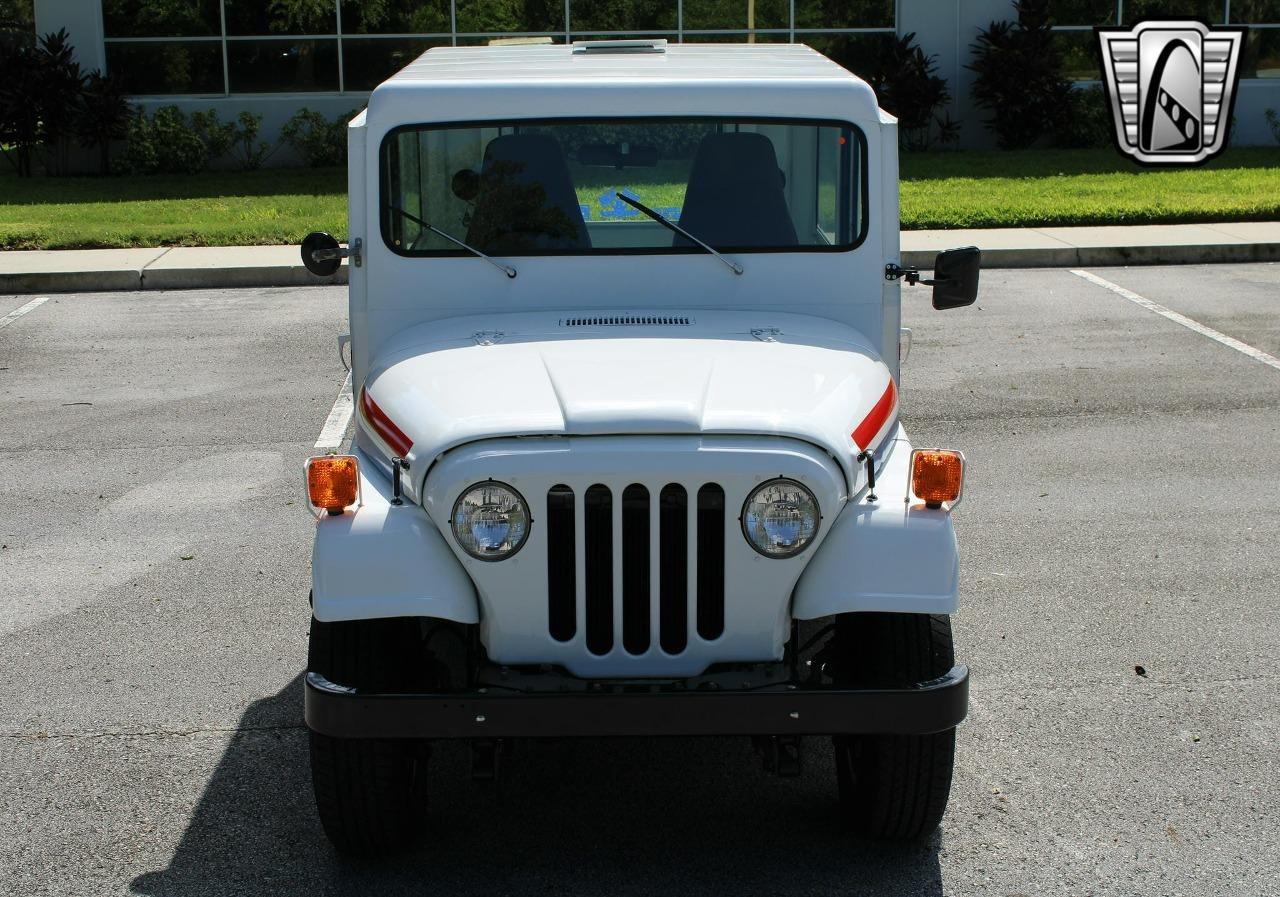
left=792, top=435, right=959, bottom=618
left=311, top=447, right=479, bottom=624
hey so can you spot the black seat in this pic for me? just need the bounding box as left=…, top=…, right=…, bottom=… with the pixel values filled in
left=465, top=134, right=590, bottom=253
left=675, top=132, right=797, bottom=249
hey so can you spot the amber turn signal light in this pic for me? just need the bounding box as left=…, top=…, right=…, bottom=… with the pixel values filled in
left=911, top=449, right=964, bottom=509
left=306, top=455, right=360, bottom=515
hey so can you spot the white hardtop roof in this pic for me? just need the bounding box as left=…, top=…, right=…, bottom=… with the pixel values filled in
left=388, top=42, right=857, bottom=85
left=368, top=43, right=882, bottom=125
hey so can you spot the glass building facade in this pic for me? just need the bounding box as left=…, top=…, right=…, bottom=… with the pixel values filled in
left=1049, top=0, right=1280, bottom=80
left=100, top=0, right=901, bottom=95
left=19, top=1, right=1277, bottom=147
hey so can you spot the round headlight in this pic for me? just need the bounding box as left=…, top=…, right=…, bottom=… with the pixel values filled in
left=741, top=478, right=820, bottom=559
left=452, top=481, right=530, bottom=561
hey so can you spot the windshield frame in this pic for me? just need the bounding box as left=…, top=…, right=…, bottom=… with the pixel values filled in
left=378, top=115, right=871, bottom=259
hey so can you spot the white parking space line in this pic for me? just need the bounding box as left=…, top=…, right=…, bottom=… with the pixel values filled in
left=0, top=296, right=49, bottom=330
left=1071, top=269, right=1280, bottom=373
left=314, top=372, right=354, bottom=451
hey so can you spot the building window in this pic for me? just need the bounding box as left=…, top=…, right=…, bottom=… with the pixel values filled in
left=1049, top=2, right=1278, bottom=80
left=100, top=0, right=898, bottom=96
left=1234, top=0, right=1280, bottom=77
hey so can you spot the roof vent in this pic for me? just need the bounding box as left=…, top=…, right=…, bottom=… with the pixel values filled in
left=572, top=39, right=667, bottom=54
left=561, top=315, right=693, bottom=327
left=488, top=36, right=555, bottom=46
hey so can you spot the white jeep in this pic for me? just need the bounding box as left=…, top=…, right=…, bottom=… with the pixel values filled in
left=301, top=39, right=979, bottom=856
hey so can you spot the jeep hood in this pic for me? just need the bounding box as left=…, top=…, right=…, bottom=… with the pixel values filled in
left=358, top=310, right=898, bottom=488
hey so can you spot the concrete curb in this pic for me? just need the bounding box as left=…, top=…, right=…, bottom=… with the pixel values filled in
left=0, top=266, right=349, bottom=293
left=900, top=240, right=1280, bottom=270
left=0, top=227, right=1276, bottom=294
left=142, top=266, right=348, bottom=291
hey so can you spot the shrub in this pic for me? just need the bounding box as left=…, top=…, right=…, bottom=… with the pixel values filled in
left=865, top=32, right=954, bottom=151
left=77, top=71, right=131, bottom=175
left=119, top=106, right=208, bottom=174
left=1055, top=85, right=1113, bottom=149
left=228, top=111, right=275, bottom=170
left=119, top=106, right=281, bottom=174
left=33, top=29, right=84, bottom=175
left=967, top=0, right=1071, bottom=149
left=189, top=109, right=236, bottom=162
left=152, top=106, right=209, bottom=174
left=1, top=29, right=131, bottom=176
left=0, top=37, right=42, bottom=175
left=281, top=108, right=360, bottom=167
left=0, top=28, right=86, bottom=176
left=118, top=110, right=158, bottom=175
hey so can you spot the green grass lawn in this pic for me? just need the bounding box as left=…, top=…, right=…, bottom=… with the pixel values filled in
left=1, top=147, right=1276, bottom=250
left=0, top=167, right=348, bottom=251
left=898, top=147, right=1280, bottom=230
left=573, top=161, right=689, bottom=221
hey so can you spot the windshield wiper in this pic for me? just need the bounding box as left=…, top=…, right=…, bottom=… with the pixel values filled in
left=386, top=206, right=516, bottom=279
left=615, top=192, right=742, bottom=276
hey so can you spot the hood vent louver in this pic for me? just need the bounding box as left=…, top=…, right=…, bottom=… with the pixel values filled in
left=561, top=315, right=694, bottom=327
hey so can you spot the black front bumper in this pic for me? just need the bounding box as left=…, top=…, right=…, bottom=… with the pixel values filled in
left=304, top=665, right=969, bottom=739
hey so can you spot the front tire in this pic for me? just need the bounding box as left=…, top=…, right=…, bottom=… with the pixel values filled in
left=829, top=612, right=957, bottom=841
left=308, top=616, right=466, bottom=856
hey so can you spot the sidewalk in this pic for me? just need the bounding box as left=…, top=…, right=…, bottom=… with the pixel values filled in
left=0, top=222, right=1276, bottom=294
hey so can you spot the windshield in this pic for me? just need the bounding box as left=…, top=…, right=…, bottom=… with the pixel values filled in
left=381, top=117, right=867, bottom=258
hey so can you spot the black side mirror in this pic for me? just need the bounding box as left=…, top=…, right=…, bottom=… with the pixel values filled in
left=931, top=246, right=980, bottom=310
left=301, top=231, right=344, bottom=277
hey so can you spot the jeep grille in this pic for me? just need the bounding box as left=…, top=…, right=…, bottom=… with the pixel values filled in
left=545, top=482, right=725, bottom=655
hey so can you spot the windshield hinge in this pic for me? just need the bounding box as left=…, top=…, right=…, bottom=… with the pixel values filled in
left=886, top=262, right=942, bottom=287
left=884, top=263, right=920, bottom=285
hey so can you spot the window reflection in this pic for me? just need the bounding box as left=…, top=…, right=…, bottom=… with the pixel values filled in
left=102, top=0, right=221, bottom=38
left=223, top=0, right=336, bottom=35
left=343, top=38, right=448, bottom=91
left=340, top=0, right=451, bottom=34
left=99, top=0, right=925, bottom=95
left=105, top=40, right=224, bottom=94
left=227, top=39, right=340, bottom=93
left=683, top=0, right=789, bottom=31
left=569, top=0, right=675, bottom=32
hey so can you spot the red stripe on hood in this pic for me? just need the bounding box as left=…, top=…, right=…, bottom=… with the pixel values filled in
left=851, top=378, right=897, bottom=451
left=360, top=387, right=413, bottom=458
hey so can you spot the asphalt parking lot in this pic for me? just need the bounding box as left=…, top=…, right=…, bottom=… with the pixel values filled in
left=1, top=263, right=1277, bottom=897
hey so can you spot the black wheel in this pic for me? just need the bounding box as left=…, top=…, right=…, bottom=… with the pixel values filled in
left=828, top=612, right=957, bottom=841
left=308, top=616, right=469, bottom=856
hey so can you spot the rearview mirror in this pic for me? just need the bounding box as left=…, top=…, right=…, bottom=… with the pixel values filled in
left=931, top=247, right=980, bottom=310
left=301, top=231, right=344, bottom=277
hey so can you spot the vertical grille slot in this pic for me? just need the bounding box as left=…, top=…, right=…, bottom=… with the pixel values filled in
left=546, top=484, right=576, bottom=642
left=584, top=484, right=613, bottom=655
left=621, top=484, right=651, bottom=655
left=696, top=484, right=726, bottom=640
left=659, top=484, right=688, bottom=654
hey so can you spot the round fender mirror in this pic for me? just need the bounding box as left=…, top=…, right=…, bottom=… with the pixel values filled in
left=301, top=231, right=343, bottom=277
